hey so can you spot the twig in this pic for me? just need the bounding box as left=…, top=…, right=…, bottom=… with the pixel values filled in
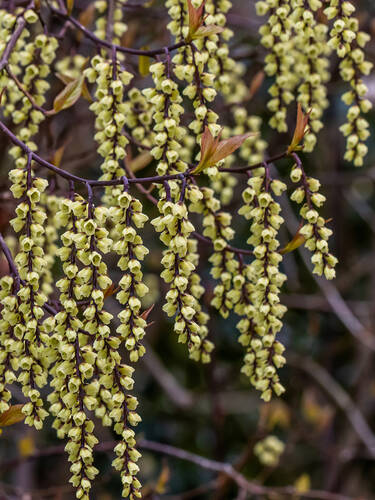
left=5, top=65, right=54, bottom=116
left=124, top=163, right=254, bottom=256
left=105, top=0, right=115, bottom=44
left=278, top=186, right=375, bottom=352
left=50, top=6, right=186, bottom=58
left=219, top=151, right=288, bottom=173
left=0, top=15, right=27, bottom=71
left=0, top=439, right=356, bottom=500
left=0, top=119, right=192, bottom=187
left=0, top=118, right=288, bottom=194
left=288, top=353, right=375, bottom=458
left=142, top=341, right=194, bottom=409
left=0, top=233, right=19, bottom=280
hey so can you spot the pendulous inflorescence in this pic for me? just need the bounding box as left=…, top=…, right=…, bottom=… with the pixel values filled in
left=257, top=0, right=373, bottom=164
left=0, top=0, right=372, bottom=497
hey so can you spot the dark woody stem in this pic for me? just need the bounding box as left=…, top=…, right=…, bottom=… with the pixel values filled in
left=0, top=233, right=19, bottom=281
left=219, top=151, right=288, bottom=173
left=4, top=65, right=54, bottom=116
left=124, top=163, right=253, bottom=257
left=0, top=14, right=28, bottom=71
left=0, top=119, right=288, bottom=187
left=49, top=5, right=187, bottom=58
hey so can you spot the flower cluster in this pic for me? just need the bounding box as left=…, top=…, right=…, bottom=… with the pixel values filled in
left=290, top=157, right=337, bottom=279
left=122, top=88, right=154, bottom=150
left=293, top=3, right=330, bottom=152
left=257, top=0, right=296, bottom=133
left=86, top=55, right=133, bottom=187
left=8, top=164, right=51, bottom=427
left=49, top=192, right=142, bottom=499
left=325, top=0, right=373, bottom=166
left=152, top=183, right=213, bottom=361
left=190, top=186, right=238, bottom=318
left=110, top=186, right=149, bottom=363
left=144, top=61, right=187, bottom=175
left=0, top=276, right=19, bottom=414
left=254, top=435, right=285, bottom=466
left=0, top=0, right=371, bottom=496
left=237, top=169, right=287, bottom=401
left=94, top=0, right=128, bottom=45
left=1, top=13, right=57, bottom=140
left=50, top=194, right=101, bottom=499
left=256, top=0, right=372, bottom=164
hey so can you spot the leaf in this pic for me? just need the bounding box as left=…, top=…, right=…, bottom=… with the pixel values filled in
left=279, top=226, right=306, bottom=255
left=104, top=283, right=119, bottom=300
left=302, top=389, right=333, bottom=431
left=0, top=87, right=6, bottom=105
left=56, top=69, right=92, bottom=104
left=129, top=152, right=153, bottom=173
left=139, top=48, right=151, bottom=77
left=155, top=462, right=170, bottom=494
left=78, top=3, right=95, bottom=27
left=140, top=304, right=154, bottom=322
left=192, top=126, right=254, bottom=174
left=55, top=73, right=75, bottom=86
left=287, top=103, right=311, bottom=155
left=262, top=400, right=291, bottom=430
left=121, top=21, right=138, bottom=49
left=0, top=405, right=25, bottom=428
left=52, top=144, right=66, bottom=167
left=191, top=24, right=224, bottom=40
left=186, top=0, right=206, bottom=41
left=81, top=81, right=93, bottom=103
left=248, top=70, right=265, bottom=100
left=53, top=76, right=84, bottom=113
left=195, top=126, right=220, bottom=172
left=209, top=132, right=253, bottom=166
left=66, top=0, right=74, bottom=15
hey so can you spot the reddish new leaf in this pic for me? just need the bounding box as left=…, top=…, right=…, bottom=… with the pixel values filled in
left=192, top=127, right=253, bottom=174
left=187, top=0, right=206, bottom=40
left=288, top=103, right=311, bottom=154
left=209, top=132, right=253, bottom=166
left=104, top=283, right=120, bottom=300
left=0, top=404, right=25, bottom=428
left=248, top=70, right=265, bottom=100
left=197, top=126, right=220, bottom=170
left=140, top=304, right=155, bottom=322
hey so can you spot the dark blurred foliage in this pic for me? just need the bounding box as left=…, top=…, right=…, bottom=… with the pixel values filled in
left=0, top=0, right=375, bottom=499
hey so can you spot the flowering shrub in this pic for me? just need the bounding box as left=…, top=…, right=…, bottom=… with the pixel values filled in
left=0, top=0, right=372, bottom=498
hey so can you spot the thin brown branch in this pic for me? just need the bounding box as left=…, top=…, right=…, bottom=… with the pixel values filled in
left=0, top=232, right=19, bottom=281
left=0, top=439, right=356, bottom=500
left=0, top=14, right=28, bottom=71
left=5, top=65, right=54, bottom=116
left=49, top=5, right=187, bottom=58
left=278, top=182, right=375, bottom=352
left=218, top=151, right=288, bottom=173
left=288, top=353, right=375, bottom=458
left=125, top=164, right=254, bottom=256
left=142, top=341, right=195, bottom=409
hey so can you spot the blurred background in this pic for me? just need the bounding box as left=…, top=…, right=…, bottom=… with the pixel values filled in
left=0, top=0, right=375, bottom=498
